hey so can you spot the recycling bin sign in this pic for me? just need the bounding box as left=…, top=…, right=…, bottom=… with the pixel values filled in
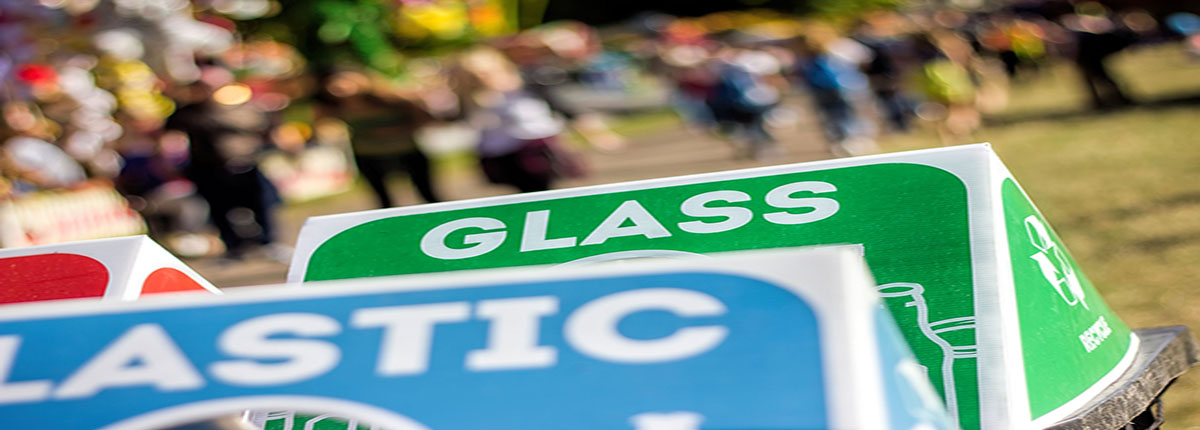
left=0, top=235, right=219, bottom=305
left=0, top=248, right=949, bottom=430
left=291, top=144, right=1138, bottom=429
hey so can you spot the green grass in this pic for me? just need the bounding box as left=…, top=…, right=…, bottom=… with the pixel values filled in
left=879, top=43, right=1200, bottom=428
left=603, top=108, right=684, bottom=136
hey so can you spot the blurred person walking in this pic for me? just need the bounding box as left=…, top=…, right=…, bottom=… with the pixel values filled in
left=452, top=47, right=583, bottom=193
left=706, top=47, right=785, bottom=160
left=323, top=71, right=441, bottom=209
left=662, top=44, right=718, bottom=132
left=163, top=67, right=283, bottom=261
left=978, top=15, right=1047, bottom=80
left=504, top=34, right=627, bottom=152
left=852, top=13, right=918, bottom=133
left=1062, top=12, right=1136, bottom=109
left=913, top=29, right=982, bottom=145
left=795, top=27, right=878, bottom=157
left=113, top=114, right=213, bottom=256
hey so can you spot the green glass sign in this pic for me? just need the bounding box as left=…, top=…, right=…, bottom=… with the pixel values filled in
left=289, top=144, right=1138, bottom=429
left=1002, top=178, right=1135, bottom=423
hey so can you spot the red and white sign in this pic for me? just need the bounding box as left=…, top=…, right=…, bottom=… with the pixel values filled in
left=0, top=235, right=220, bottom=305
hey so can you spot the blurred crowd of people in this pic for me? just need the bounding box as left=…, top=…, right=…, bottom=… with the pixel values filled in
left=2, top=0, right=1198, bottom=258
left=647, top=4, right=1192, bottom=157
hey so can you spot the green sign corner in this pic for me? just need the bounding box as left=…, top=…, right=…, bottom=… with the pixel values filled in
left=1002, top=178, right=1134, bottom=420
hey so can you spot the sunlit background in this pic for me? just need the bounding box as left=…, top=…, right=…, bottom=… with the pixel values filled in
left=2, top=0, right=1200, bottom=427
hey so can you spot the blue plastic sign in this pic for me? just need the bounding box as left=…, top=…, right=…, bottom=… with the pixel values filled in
left=0, top=248, right=948, bottom=429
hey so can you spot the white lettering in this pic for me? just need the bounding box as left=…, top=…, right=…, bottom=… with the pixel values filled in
left=1079, top=316, right=1113, bottom=353
left=763, top=181, right=839, bottom=225
left=0, top=336, right=52, bottom=404
left=210, top=313, right=342, bottom=386
left=466, top=296, right=559, bottom=371
left=520, top=210, right=577, bottom=252
left=678, top=190, right=753, bottom=234
left=352, top=303, right=471, bottom=375
left=564, top=288, right=728, bottom=363
left=421, top=217, right=507, bottom=260
left=581, top=200, right=672, bottom=246
left=55, top=324, right=204, bottom=399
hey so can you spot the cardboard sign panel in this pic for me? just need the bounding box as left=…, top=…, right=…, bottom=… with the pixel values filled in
left=0, top=235, right=220, bottom=304
left=290, top=144, right=1137, bottom=429
left=0, top=249, right=949, bottom=430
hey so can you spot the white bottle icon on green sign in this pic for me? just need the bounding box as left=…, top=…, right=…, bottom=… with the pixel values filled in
left=877, top=282, right=976, bottom=429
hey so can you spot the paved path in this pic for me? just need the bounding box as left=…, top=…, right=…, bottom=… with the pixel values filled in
left=189, top=98, right=840, bottom=287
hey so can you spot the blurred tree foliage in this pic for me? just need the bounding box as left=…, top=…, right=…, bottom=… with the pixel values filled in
left=239, top=0, right=404, bottom=77
left=238, top=0, right=530, bottom=77
left=542, top=0, right=905, bottom=25
left=805, top=0, right=904, bottom=18
left=235, top=0, right=904, bottom=77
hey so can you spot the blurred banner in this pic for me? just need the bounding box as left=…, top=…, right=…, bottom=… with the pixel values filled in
left=0, top=182, right=147, bottom=247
